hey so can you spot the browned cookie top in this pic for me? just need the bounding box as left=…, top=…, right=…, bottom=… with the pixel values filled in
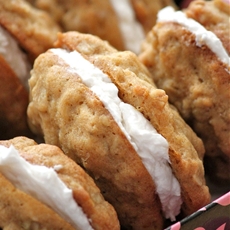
left=0, top=0, right=61, bottom=62
left=184, top=0, right=230, bottom=54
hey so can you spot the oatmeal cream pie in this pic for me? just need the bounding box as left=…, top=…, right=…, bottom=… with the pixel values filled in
left=28, top=0, right=177, bottom=54
left=139, top=0, right=230, bottom=183
left=0, top=136, right=120, bottom=230
left=27, top=31, right=210, bottom=230
left=0, top=0, right=61, bottom=139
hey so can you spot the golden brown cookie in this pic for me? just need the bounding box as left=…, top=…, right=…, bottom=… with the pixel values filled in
left=27, top=31, right=210, bottom=229
left=0, top=173, right=76, bottom=230
left=0, top=136, right=120, bottom=230
left=0, top=0, right=61, bottom=139
left=139, top=0, right=230, bottom=183
left=185, top=0, right=230, bottom=53
left=28, top=0, right=176, bottom=54
left=0, top=0, right=61, bottom=62
left=131, top=0, right=177, bottom=33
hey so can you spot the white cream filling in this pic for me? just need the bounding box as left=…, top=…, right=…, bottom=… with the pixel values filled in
left=157, top=7, right=230, bottom=66
left=51, top=48, right=182, bottom=221
left=109, top=0, right=145, bottom=54
left=0, top=26, right=31, bottom=89
left=0, top=145, right=93, bottom=230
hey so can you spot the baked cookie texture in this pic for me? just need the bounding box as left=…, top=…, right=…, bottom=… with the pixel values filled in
left=27, top=31, right=210, bottom=229
left=139, top=0, right=230, bottom=183
left=0, top=0, right=61, bottom=139
left=27, top=0, right=176, bottom=53
left=0, top=173, right=75, bottom=230
left=0, top=136, right=120, bottom=230
left=0, top=0, right=61, bottom=62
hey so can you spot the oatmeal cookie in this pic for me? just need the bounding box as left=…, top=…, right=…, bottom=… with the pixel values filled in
left=0, top=136, right=120, bottom=230
left=27, top=31, right=210, bottom=229
left=139, top=0, right=230, bottom=183
left=28, top=0, right=176, bottom=54
left=0, top=0, right=61, bottom=139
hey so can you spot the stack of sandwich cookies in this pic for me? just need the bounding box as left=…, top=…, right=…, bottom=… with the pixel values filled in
left=0, top=136, right=120, bottom=230
left=139, top=0, right=230, bottom=183
left=27, top=31, right=210, bottom=229
left=0, top=0, right=61, bottom=139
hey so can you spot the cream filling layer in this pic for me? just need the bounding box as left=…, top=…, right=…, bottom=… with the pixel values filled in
left=109, top=0, right=145, bottom=54
left=0, top=26, right=31, bottom=89
left=51, top=48, right=182, bottom=221
left=0, top=145, right=93, bottom=230
left=157, top=7, right=230, bottom=66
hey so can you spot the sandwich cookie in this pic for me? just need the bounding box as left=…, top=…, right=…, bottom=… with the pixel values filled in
left=27, top=31, right=210, bottom=229
left=0, top=0, right=61, bottom=139
left=28, top=0, right=177, bottom=54
left=139, top=0, right=230, bottom=183
left=0, top=136, right=120, bottom=230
